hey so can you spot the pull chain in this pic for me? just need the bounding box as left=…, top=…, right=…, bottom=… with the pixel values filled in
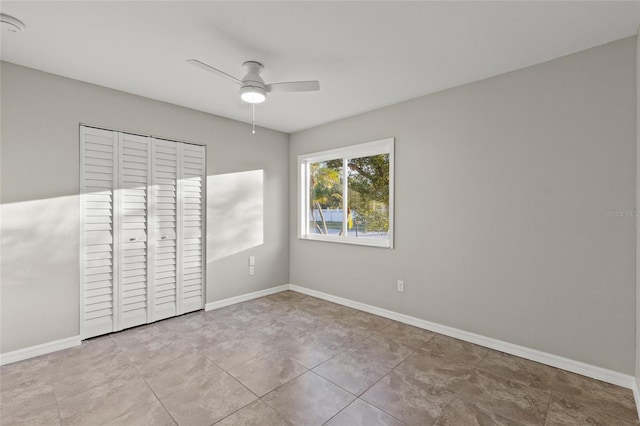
left=252, top=104, right=256, bottom=135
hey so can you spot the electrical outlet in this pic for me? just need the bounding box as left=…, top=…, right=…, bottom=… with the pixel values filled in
left=249, top=266, right=255, bottom=276
left=397, top=280, right=404, bottom=292
left=249, top=256, right=255, bottom=266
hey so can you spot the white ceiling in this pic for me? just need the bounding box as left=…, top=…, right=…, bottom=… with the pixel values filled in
left=1, top=1, right=639, bottom=133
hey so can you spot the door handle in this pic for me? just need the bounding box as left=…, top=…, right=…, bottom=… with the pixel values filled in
left=161, top=236, right=167, bottom=240
left=129, top=237, right=136, bottom=241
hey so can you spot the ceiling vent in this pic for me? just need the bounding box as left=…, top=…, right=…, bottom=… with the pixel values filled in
left=1, top=13, right=25, bottom=33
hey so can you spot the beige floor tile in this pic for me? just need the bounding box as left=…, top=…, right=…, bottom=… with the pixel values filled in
left=434, top=398, right=523, bottom=426
left=374, top=322, right=436, bottom=349
left=1, top=385, right=57, bottom=421
left=234, top=296, right=280, bottom=309
left=293, top=295, right=336, bottom=310
left=311, top=326, right=360, bottom=350
left=160, top=370, right=256, bottom=426
left=325, top=398, right=405, bottom=426
left=246, top=298, right=284, bottom=313
left=214, top=309, right=280, bottom=332
left=3, top=293, right=639, bottom=426
left=201, top=335, right=275, bottom=370
left=333, top=311, right=394, bottom=332
left=321, top=317, right=376, bottom=342
left=419, top=335, right=487, bottom=366
left=182, top=323, right=240, bottom=350
left=313, top=351, right=391, bottom=395
left=265, top=290, right=308, bottom=303
left=275, top=339, right=338, bottom=369
left=215, top=400, right=290, bottom=426
left=142, top=352, right=224, bottom=398
left=227, top=351, right=308, bottom=396
left=457, top=370, right=551, bottom=425
left=396, top=335, right=486, bottom=391
left=1, top=357, right=57, bottom=420
left=275, top=327, right=355, bottom=369
left=476, top=350, right=557, bottom=391
left=48, top=336, right=117, bottom=367
left=111, top=322, right=167, bottom=347
left=0, top=403, right=61, bottom=426
left=361, top=371, right=457, bottom=426
left=121, top=334, right=199, bottom=375
left=394, top=350, right=474, bottom=391
left=545, top=395, right=638, bottom=426
left=203, top=304, right=239, bottom=321
left=296, top=297, right=359, bottom=319
left=262, top=371, right=355, bottom=426
left=156, top=311, right=208, bottom=333
left=276, top=308, right=329, bottom=332
left=57, top=376, right=175, bottom=426
left=52, top=357, right=138, bottom=400
left=244, top=322, right=307, bottom=347
left=552, top=370, right=638, bottom=423
left=1, top=355, right=50, bottom=392
left=345, top=333, right=415, bottom=369
left=49, top=337, right=137, bottom=400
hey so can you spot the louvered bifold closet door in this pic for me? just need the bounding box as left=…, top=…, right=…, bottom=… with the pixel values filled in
left=150, top=139, right=179, bottom=321
left=118, top=133, right=151, bottom=330
left=80, top=127, right=118, bottom=339
left=180, top=143, right=205, bottom=313
left=82, top=127, right=205, bottom=338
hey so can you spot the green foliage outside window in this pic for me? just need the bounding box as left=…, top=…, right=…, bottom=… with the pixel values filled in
left=310, top=154, right=389, bottom=235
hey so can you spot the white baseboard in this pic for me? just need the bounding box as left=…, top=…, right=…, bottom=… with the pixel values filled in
left=0, top=335, right=81, bottom=366
left=632, top=379, right=640, bottom=421
left=289, top=284, right=636, bottom=390
left=205, top=284, right=290, bottom=311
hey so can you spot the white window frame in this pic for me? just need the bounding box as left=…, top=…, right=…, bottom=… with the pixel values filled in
left=298, top=138, right=394, bottom=248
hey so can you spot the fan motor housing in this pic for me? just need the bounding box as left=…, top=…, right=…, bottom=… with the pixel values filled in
left=241, top=61, right=266, bottom=88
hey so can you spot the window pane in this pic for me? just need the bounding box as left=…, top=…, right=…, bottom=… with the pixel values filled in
left=346, top=154, right=390, bottom=239
left=308, top=160, right=343, bottom=235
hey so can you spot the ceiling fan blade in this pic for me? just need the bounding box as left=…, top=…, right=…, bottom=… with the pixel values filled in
left=266, top=81, right=320, bottom=93
left=187, top=59, right=242, bottom=84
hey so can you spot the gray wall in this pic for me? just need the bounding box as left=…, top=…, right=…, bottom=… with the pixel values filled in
left=636, top=28, right=640, bottom=386
left=290, top=37, right=637, bottom=374
left=0, top=62, right=290, bottom=353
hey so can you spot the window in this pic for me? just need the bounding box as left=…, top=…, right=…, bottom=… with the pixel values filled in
left=298, top=138, right=394, bottom=248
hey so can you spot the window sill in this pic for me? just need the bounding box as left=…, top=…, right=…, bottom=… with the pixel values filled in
left=299, top=233, right=393, bottom=249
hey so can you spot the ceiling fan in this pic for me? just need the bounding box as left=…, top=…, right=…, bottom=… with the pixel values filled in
left=187, top=59, right=320, bottom=104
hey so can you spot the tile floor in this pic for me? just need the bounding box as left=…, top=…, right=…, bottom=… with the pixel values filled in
left=1, top=290, right=638, bottom=426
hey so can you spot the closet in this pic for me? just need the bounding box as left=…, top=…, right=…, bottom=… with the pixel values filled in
left=80, top=125, right=205, bottom=339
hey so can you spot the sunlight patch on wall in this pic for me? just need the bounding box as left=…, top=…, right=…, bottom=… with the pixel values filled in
left=207, top=170, right=264, bottom=262
left=2, top=195, right=79, bottom=286
left=1, top=195, right=80, bottom=352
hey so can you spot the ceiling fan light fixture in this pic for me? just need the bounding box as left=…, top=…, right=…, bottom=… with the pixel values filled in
left=188, top=58, right=319, bottom=107
left=240, top=86, right=266, bottom=104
